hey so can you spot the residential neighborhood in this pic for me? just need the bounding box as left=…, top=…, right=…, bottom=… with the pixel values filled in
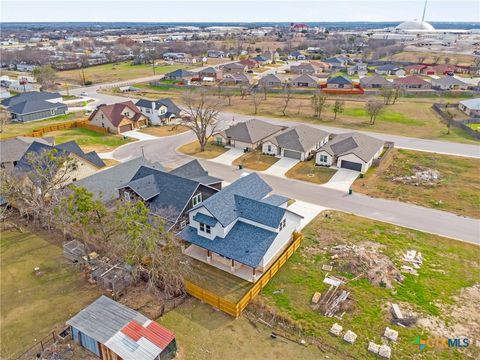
left=1, top=2, right=479, bottom=360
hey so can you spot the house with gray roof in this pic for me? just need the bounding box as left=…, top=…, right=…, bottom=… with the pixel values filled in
left=135, top=98, right=181, bottom=125
left=163, top=68, right=194, bottom=80
left=360, top=75, right=391, bottom=89
left=292, top=74, right=319, bottom=88
left=220, top=73, right=251, bottom=86
left=118, top=166, right=219, bottom=230
left=290, top=63, right=317, bottom=75
left=431, top=76, right=469, bottom=90
left=375, top=64, right=405, bottom=76
left=258, top=73, right=283, bottom=88
left=169, top=159, right=222, bottom=189
left=262, top=125, right=330, bottom=161
left=222, top=62, right=247, bottom=73
left=0, top=136, right=54, bottom=170
left=2, top=91, right=67, bottom=122
left=459, top=98, right=480, bottom=117
left=179, top=173, right=303, bottom=282
left=214, top=119, right=286, bottom=150
left=315, top=132, right=385, bottom=173
left=67, top=296, right=177, bottom=360
left=326, top=75, right=353, bottom=89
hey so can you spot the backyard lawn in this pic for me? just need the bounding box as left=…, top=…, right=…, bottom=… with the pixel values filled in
left=178, top=140, right=228, bottom=159
left=45, top=127, right=134, bottom=153
left=159, top=299, right=330, bottom=360
left=258, top=211, right=480, bottom=360
left=285, top=160, right=337, bottom=184
left=140, top=125, right=190, bottom=137
left=56, top=62, right=198, bottom=86
left=0, top=112, right=86, bottom=139
left=232, top=151, right=279, bottom=171
left=353, top=149, right=480, bottom=218
left=0, top=230, right=101, bottom=359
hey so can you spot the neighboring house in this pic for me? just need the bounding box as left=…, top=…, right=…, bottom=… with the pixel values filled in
left=425, top=64, right=457, bottom=76
left=15, top=140, right=105, bottom=182
left=310, top=61, right=332, bottom=71
left=459, top=98, right=480, bottom=117
left=75, top=157, right=164, bottom=201
left=258, top=73, right=283, bottom=88
left=198, top=67, right=222, bottom=81
left=290, top=63, right=317, bottom=75
left=262, top=50, right=278, bottom=63
left=88, top=101, right=148, bottom=133
left=223, top=62, right=247, bottom=73
left=292, top=74, right=319, bottom=88
left=239, top=58, right=259, bottom=69
left=431, top=76, right=469, bottom=90
left=262, top=125, right=330, bottom=161
left=214, top=119, right=286, bottom=150
left=315, top=132, right=385, bottom=173
left=118, top=166, right=219, bottom=230
left=326, top=75, right=353, bottom=89
left=404, top=64, right=427, bottom=74
left=347, top=62, right=367, bottom=76
left=360, top=75, right=392, bottom=89
left=16, top=64, right=36, bottom=72
left=163, top=68, right=194, bottom=80
left=8, top=81, right=34, bottom=93
left=67, top=296, right=177, bottom=360
left=393, top=75, right=431, bottom=89
left=253, top=55, right=271, bottom=65
left=0, top=136, right=54, bottom=170
left=288, top=51, right=306, bottom=60
left=135, top=98, right=181, bottom=125
left=2, top=91, right=67, bottom=122
left=375, top=64, right=406, bottom=76
left=220, top=73, right=251, bottom=86
left=207, top=50, right=225, bottom=58
left=169, top=159, right=223, bottom=190
left=179, top=173, right=303, bottom=282
left=324, top=56, right=350, bottom=68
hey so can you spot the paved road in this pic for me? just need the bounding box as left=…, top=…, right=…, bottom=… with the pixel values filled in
left=111, top=136, right=480, bottom=244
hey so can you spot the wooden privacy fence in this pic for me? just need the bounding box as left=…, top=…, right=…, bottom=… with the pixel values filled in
left=185, top=231, right=303, bottom=317
left=26, top=119, right=108, bottom=138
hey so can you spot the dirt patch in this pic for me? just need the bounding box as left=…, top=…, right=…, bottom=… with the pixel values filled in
left=392, top=166, right=442, bottom=186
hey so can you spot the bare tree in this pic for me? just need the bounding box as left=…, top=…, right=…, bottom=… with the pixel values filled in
left=222, top=91, right=234, bottom=106
left=444, top=57, right=451, bottom=65
left=332, top=100, right=345, bottom=120
left=432, top=55, right=441, bottom=65
left=381, top=86, right=403, bottom=105
left=311, top=91, right=328, bottom=119
left=472, top=56, right=480, bottom=68
left=32, top=65, right=57, bottom=90
left=443, top=104, right=454, bottom=135
left=417, top=55, right=426, bottom=64
left=181, top=90, right=222, bottom=152
left=250, top=90, right=263, bottom=115
left=261, top=83, right=269, bottom=100
left=281, top=84, right=293, bottom=116
left=365, top=100, right=385, bottom=125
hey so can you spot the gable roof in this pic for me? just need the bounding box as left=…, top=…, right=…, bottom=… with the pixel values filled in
left=360, top=75, right=391, bottom=86
left=7, top=99, right=67, bottom=115
left=327, top=75, right=352, bottom=85
left=318, top=132, right=384, bottom=162
left=135, top=98, right=181, bottom=114
left=290, top=63, right=316, bottom=72
left=266, top=125, right=329, bottom=153
left=75, top=157, right=164, bottom=201
left=235, top=194, right=286, bottom=228
left=165, top=68, right=194, bottom=78
left=292, top=74, right=318, bottom=84
left=258, top=73, right=282, bottom=84
left=90, top=101, right=144, bottom=127
left=218, top=119, right=285, bottom=144
left=169, top=159, right=222, bottom=186
left=432, top=76, right=468, bottom=86
left=393, top=75, right=430, bottom=85
left=2, top=91, right=61, bottom=107
left=224, top=62, right=246, bottom=69
left=0, top=136, right=54, bottom=163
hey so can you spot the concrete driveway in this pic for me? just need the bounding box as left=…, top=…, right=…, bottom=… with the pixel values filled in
left=322, top=168, right=360, bottom=192
left=263, top=157, right=299, bottom=177
left=287, top=200, right=328, bottom=229
left=210, top=147, right=244, bottom=165
left=121, top=130, right=158, bottom=141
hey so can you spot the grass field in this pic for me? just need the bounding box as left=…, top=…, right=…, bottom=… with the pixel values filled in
left=259, top=211, right=480, bottom=360
left=353, top=149, right=480, bottom=218
left=232, top=151, right=279, bottom=170
left=56, top=61, right=198, bottom=86
left=177, top=140, right=228, bottom=159
left=285, top=160, right=337, bottom=184
left=0, top=112, right=86, bottom=139
left=386, top=51, right=475, bottom=67
left=45, top=127, right=134, bottom=153
left=0, top=230, right=101, bottom=358
left=140, top=125, right=190, bottom=137
left=159, top=299, right=331, bottom=360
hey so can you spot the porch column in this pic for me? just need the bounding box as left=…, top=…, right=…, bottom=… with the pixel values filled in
left=230, top=259, right=235, bottom=273
left=207, top=250, right=211, bottom=263
left=252, top=268, right=256, bottom=282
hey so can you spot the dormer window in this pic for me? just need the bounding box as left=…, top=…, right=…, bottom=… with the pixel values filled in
left=199, top=223, right=211, bottom=234
left=192, top=193, right=202, bottom=206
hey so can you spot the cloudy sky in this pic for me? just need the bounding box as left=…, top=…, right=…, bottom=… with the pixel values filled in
left=1, top=0, right=479, bottom=23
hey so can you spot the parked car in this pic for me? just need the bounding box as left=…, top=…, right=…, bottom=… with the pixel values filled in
left=80, top=91, right=88, bottom=96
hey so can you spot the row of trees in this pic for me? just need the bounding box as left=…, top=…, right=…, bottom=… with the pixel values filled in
left=0, top=150, right=188, bottom=297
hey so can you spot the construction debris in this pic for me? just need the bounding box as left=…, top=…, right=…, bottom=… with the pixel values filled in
left=401, top=265, right=418, bottom=276
left=384, top=327, right=399, bottom=341
left=368, top=342, right=380, bottom=354
left=401, top=250, right=423, bottom=276
left=272, top=289, right=285, bottom=295
left=378, top=344, right=392, bottom=359
left=329, top=323, right=343, bottom=336
left=323, top=276, right=344, bottom=287
left=392, top=166, right=441, bottom=186
left=322, top=264, right=333, bottom=271
left=343, top=330, right=357, bottom=344
left=391, top=303, right=403, bottom=319
left=311, top=292, right=322, bottom=304
left=390, top=303, right=417, bottom=326
left=325, top=290, right=350, bottom=317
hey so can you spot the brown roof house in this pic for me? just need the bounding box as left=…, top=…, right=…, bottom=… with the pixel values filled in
left=258, top=74, right=283, bottom=88
left=393, top=75, right=431, bottom=89
left=88, top=101, right=148, bottom=134
left=360, top=75, right=391, bottom=89
left=292, top=74, right=319, bottom=88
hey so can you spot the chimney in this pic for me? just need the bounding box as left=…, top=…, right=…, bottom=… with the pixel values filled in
left=151, top=101, right=156, bottom=111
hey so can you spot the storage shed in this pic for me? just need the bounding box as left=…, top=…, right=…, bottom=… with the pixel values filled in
left=67, top=296, right=177, bottom=360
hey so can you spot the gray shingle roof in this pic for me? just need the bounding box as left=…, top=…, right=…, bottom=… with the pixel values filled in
left=218, top=119, right=285, bottom=145
left=432, top=76, right=468, bottom=86
left=266, top=125, right=329, bottom=153
left=360, top=75, right=391, bottom=86
left=460, top=98, right=480, bottom=110
left=66, top=295, right=149, bottom=344
left=2, top=91, right=61, bottom=107
left=0, top=136, right=54, bottom=163
left=169, top=159, right=222, bottom=186
left=7, top=99, right=67, bottom=115
left=235, top=194, right=286, bottom=228
left=193, top=212, right=218, bottom=227
left=135, top=98, right=181, bottom=114
left=164, top=69, right=194, bottom=78
left=75, top=157, right=163, bottom=201
left=327, top=75, right=352, bottom=85
left=260, top=194, right=289, bottom=206
left=292, top=74, right=319, bottom=84
left=258, top=73, right=282, bottom=85
left=318, top=132, right=385, bottom=162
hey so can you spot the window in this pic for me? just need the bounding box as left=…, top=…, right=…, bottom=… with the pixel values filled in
left=319, top=154, right=328, bottom=163
left=267, top=145, right=272, bottom=152
left=146, top=108, right=151, bottom=114
left=199, top=222, right=211, bottom=234
left=123, top=191, right=131, bottom=201
left=180, top=220, right=187, bottom=229
left=279, top=218, right=286, bottom=231
left=192, top=193, right=202, bottom=206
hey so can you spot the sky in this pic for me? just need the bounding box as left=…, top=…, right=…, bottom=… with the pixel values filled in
left=1, top=0, right=479, bottom=23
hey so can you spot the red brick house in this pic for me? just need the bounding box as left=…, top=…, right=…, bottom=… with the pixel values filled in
left=88, top=101, right=148, bottom=134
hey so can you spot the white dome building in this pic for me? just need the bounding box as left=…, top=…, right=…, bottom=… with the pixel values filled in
left=396, top=19, right=435, bottom=31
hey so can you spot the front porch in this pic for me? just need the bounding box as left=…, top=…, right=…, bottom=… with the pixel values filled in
left=184, top=244, right=264, bottom=282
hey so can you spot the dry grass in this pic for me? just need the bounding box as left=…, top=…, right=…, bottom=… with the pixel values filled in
left=387, top=51, right=475, bottom=67
left=232, top=151, right=279, bottom=170
left=177, top=140, right=228, bottom=159
left=353, top=149, right=480, bottom=218
left=285, top=160, right=337, bottom=184
left=140, top=125, right=190, bottom=137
